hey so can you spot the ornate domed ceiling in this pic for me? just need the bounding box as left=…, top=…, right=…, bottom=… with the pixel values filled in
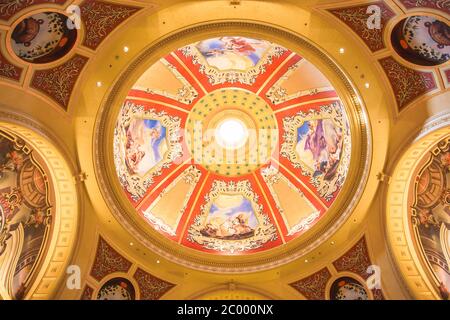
left=113, top=36, right=352, bottom=256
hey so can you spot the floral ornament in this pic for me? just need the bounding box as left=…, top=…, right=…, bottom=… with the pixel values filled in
left=329, top=2, right=396, bottom=52
left=379, top=57, right=436, bottom=110
left=25, top=209, right=48, bottom=228
left=440, top=152, right=450, bottom=169
left=399, top=1, right=450, bottom=15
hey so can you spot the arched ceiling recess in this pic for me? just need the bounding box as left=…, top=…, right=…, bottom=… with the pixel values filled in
left=93, top=22, right=372, bottom=273
left=386, top=116, right=450, bottom=300
left=0, top=114, right=79, bottom=299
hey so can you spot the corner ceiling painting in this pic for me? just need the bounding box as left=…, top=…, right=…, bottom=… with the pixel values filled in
left=329, top=277, right=369, bottom=300
left=10, top=11, right=78, bottom=64
left=391, top=15, right=450, bottom=66
left=410, top=137, right=450, bottom=300
left=113, top=36, right=351, bottom=255
left=0, top=130, right=52, bottom=299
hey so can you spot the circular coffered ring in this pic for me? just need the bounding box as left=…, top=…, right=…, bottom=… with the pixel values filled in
left=94, top=21, right=372, bottom=273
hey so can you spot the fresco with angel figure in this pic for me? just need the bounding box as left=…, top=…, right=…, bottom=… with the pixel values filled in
left=124, top=118, right=168, bottom=176
left=295, top=118, right=344, bottom=181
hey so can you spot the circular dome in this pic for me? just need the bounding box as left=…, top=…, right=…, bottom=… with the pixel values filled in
left=10, top=12, right=77, bottom=64
left=391, top=15, right=450, bottom=66
left=113, top=35, right=353, bottom=255
left=96, top=24, right=370, bottom=272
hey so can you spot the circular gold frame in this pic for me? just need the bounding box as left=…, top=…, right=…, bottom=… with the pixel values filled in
left=94, top=21, right=371, bottom=273
left=0, top=111, right=79, bottom=299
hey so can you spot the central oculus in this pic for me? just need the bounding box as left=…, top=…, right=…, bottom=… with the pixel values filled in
left=215, top=118, right=249, bottom=150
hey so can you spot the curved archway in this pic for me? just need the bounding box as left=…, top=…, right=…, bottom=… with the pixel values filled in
left=0, top=112, right=79, bottom=299
left=386, top=115, right=450, bottom=300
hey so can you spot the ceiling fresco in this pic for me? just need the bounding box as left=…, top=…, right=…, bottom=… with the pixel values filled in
left=113, top=36, right=351, bottom=255
left=410, top=137, right=450, bottom=300
left=82, top=236, right=175, bottom=300
left=0, top=130, right=52, bottom=299
left=324, top=0, right=449, bottom=114
left=96, top=277, right=136, bottom=300
left=391, top=15, right=450, bottom=66
left=0, top=0, right=142, bottom=111
left=0, top=0, right=447, bottom=300
left=329, top=277, right=369, bottom=300
left=11, top=11, right=78, bottom=64
left=289, top=236, right=384, bottom=300
left=0, top=0, right=67, bottom=21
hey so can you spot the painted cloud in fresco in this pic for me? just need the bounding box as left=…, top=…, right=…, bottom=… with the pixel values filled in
left=196, top=37, right=271, bottom=70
